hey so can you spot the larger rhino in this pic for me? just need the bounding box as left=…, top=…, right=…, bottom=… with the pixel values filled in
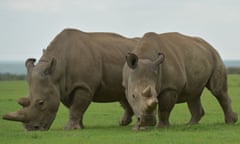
left=122, top=32, right=238, bottom=130
left=3, top=29, right=139, bottom=131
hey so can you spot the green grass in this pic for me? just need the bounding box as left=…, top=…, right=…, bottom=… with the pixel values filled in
left=0, top=75, right=240, bottom=144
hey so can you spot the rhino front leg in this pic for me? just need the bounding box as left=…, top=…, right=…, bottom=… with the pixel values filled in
left=65, top=88, right=92, bottom=130
left=157, top=91, right=177, bottom=128
left=119, top=98, right=134, bottom=126
left=187, top=96, right=205, bottom=124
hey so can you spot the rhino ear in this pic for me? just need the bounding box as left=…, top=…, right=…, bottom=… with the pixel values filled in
left=43, top=57, right=56, bottom=75
left=25, top=58, right=36, bottom=74
left=126, top=53, right=138, bottom=69
left=153, top=53, right=165, bottom=67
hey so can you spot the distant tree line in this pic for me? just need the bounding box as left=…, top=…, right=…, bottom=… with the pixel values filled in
left=0, top=67, right=239, bottom=81
left=227, top=67, right=240, bottom=74
left=0, top=73, right=26, bottom=80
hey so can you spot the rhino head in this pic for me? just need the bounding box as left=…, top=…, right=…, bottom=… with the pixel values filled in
left=3, top=57, right=60, bottom=131
left=123, top=53, right=164, bottom=130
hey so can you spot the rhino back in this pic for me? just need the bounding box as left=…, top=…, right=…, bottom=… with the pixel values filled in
left=41, top=29, right=138, bottom=104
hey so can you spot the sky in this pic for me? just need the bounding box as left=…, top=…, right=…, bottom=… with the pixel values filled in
left=0, top=0, right=240, bottom=61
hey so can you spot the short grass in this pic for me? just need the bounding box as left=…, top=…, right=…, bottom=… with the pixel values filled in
left=0, top=75, right=240, bottom=144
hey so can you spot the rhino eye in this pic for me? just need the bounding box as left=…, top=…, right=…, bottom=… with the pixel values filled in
left=39, top=100, right=44, bottom=106
left=37, top=100, right=45, bottom=107
left=36, top=99, right=46, bottom=110
left=132, top=94, right=136, bottom=99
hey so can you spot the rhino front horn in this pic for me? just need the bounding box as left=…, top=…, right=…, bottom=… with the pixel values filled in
left=2, top=111, right=27, bottom=122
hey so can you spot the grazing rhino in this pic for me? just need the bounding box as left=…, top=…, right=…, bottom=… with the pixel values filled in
left=3, top=28, right=139, bottom=131
left=122, top=32, right=238, bottom=130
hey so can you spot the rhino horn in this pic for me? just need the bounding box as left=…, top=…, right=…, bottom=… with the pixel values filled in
left=18, top=97, right=30, bottom=107
left=2, top=110, right=28, bottom=122
left=142, top=86, right=151, bottom=97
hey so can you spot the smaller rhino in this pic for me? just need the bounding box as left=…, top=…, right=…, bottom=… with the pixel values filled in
left=122, top=32, right=238, bottom=130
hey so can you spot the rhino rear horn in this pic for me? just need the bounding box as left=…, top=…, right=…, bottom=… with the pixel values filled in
left=2, top=111, right=28, bottom=122
left=126, top=53, right=138, bottom=69
left=142, top=86, right=151, bottom=97
left=18, top=97, right=30, bottom=107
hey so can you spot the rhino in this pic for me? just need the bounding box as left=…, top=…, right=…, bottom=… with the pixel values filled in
left=122, top=32, right=238, bottom=130
left=2, top=28, right=139, bottom=131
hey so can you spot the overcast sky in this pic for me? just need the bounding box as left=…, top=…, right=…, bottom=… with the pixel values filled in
left=0, top=0, right=239, bottom=61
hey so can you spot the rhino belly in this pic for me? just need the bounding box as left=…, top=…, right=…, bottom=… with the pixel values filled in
left=92, top=86, right=125, bottom=102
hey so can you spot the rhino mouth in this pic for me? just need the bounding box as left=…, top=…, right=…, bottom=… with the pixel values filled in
left=23, top=122, right=50, bottom=131
left=136, top=113, right=156, bottom=128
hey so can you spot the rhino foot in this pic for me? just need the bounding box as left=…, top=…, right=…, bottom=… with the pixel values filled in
left=64, top=122, right=84, bottom=130
left=132, top=125, right=147, bottom=131
left=119, top=117, right=132, bottom=126
left=225, top=112, right=238, bottom=124
left=156, top=122, right=169, bottom=129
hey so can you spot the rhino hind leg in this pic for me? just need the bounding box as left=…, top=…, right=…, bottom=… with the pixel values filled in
left=206, top=69, right=238, bottom=124
left=64, top=88, right=92, bottom=130
left=211, top=90, right=238, bottom=124
left=119, top=99, right=134, bottom=126
left=187, top=96, right=205, bottom=125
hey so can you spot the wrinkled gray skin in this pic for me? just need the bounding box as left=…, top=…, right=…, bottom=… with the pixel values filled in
left=122, top=32, right=238, bottom=130
left=3, top=29, right=139, bottom=131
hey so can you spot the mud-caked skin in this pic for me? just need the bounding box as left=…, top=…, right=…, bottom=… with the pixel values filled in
left=2, top=29, right=139, bottom=131
left=122, top=32, right=238, bottom=130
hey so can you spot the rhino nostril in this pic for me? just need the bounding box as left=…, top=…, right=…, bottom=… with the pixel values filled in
left=137, top=117, right=141, bottom=122
left=34, top=125, right=40, bottom=130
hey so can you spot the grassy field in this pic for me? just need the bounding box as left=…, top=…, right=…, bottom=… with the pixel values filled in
left=0, top=75, right=239, bottom=144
